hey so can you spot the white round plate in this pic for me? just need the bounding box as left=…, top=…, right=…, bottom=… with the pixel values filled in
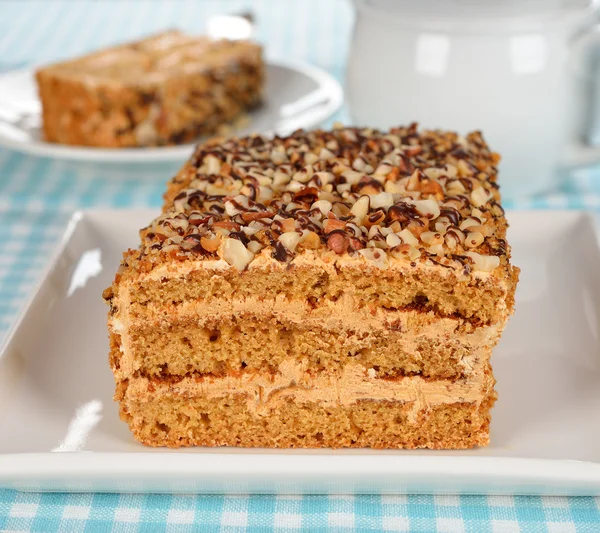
left=0, top=59, right=343, bottom=163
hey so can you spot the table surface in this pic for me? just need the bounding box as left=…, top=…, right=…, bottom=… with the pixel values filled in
left=1, top=1, right=600, bottom=531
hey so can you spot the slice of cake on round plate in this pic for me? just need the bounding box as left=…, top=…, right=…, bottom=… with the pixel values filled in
left=36, top=30, right=264, bottom=147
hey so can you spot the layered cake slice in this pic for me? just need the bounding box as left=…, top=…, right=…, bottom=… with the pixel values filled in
left=36, top=30, right=263, bottom=147
left=104, top=124, right=519, bottom=449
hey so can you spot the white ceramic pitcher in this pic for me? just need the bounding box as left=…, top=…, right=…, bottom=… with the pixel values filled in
left=346, top=0, right=600, bottom=198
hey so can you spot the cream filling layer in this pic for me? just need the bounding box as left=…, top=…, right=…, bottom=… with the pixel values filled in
left=137, top=252, right=497, bottom=281
left=123, top=358, right=493, bottom=424
left=119, top=291, right=500, bottom=336
left=109, top=282, right=499, bottom=380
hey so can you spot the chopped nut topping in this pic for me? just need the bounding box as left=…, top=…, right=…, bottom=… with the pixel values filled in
left=359, top=247, right=388, bottom=268
left=327, top=232, right=349, bottom=254
left=350, top=195, right=370, bottom=224
left=221, top=238, right=254, bottom=270
left=279, top=231, right=302, bottom=253
left=142, top=124, right=507, bottom=272
left=300, top=230, right=321, bottom=250
left=465, top=251, right=500, bottom=272
left=201, top=235, right=221, bottom=252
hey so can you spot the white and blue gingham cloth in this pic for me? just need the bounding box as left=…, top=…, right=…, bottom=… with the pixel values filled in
left=1, top=492, right=600, bottom=532
left=1, top=1, right=600, bottom=531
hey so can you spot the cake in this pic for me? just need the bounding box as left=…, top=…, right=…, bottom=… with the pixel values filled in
left=103, top=124, right=519, bottom=449
left=36, top=31, right=263, bottom=147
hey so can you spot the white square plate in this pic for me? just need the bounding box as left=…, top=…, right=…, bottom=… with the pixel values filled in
left=1, top=209, right=600, bottom=494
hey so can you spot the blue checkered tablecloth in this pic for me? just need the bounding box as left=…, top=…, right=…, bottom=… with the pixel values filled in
left=1, top=1, right=600, bottom=531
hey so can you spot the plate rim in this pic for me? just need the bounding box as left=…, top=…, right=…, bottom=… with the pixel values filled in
left=0, top=448, right=600, bottom=488
left=1, top=208, right=600, bottom=494
left=0, top=58, right=344, bottom=163
left=1, top=453, right=600, bottom=495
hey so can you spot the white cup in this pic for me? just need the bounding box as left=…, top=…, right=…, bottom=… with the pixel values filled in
left=346, top=0, right=600, bottom=198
